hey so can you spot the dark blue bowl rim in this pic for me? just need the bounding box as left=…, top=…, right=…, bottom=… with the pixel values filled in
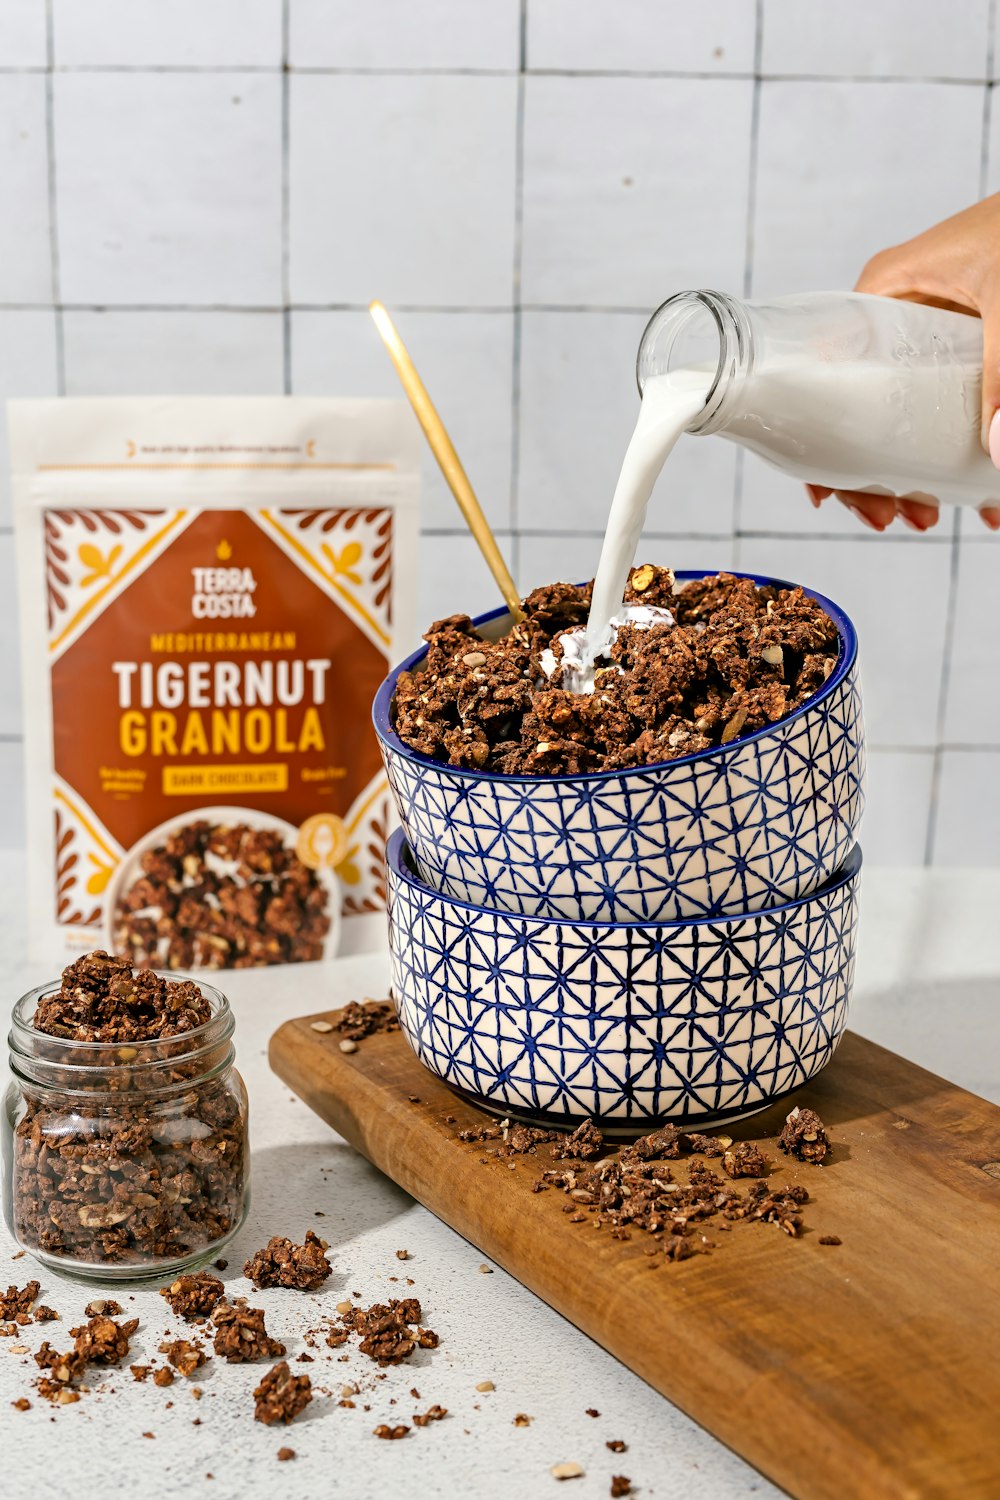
left=386, top=827, right=863, bottom=932
left=373, top=570, right=859, bottom=785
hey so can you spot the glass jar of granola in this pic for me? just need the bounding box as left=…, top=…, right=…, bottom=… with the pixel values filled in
left=2, top=953, right=249, bottom=1281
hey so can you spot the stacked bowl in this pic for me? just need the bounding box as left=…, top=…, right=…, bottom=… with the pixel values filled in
left=375, top=571, right=865, bottom=1131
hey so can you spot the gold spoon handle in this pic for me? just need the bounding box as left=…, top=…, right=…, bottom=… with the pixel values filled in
left=369, top=300, right=523, bottom=622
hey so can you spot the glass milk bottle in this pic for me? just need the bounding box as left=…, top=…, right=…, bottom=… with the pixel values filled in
left=636, top=290, right=1000, bottom=506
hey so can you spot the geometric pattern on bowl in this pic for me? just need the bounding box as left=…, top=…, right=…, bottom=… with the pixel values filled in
left=375, top=574, right=865, bottom=924
left=387, top=829, right=861, bottom=1129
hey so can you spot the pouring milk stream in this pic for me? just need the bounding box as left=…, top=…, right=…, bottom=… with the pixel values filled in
left=553, top=290, right=1000, bottom=691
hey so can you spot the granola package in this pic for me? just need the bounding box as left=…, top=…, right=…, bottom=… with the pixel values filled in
left=10, top=397, right=420, bottom=966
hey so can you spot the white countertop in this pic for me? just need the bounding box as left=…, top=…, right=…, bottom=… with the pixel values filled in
left=1, top=854, right=998, bottom=1500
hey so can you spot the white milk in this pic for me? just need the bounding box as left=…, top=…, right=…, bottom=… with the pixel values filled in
left=565, top=370, right=710, bottom=690
left=719, top=355, right=999, bottom=503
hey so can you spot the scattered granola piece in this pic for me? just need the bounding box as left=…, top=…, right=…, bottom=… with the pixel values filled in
left=0, top=1282, right=39, bottom=1320
left=331, top=1000, right=399, bottom=1042
left=551, top=1462, right=584, bottom=1480
left=253, top=1362, right=312, bottom=1426
left=611, top=1477, right=632, bottom=1497
left=84, top=1299, right=121, bottom=1318
left=585, top=1407, right=600, bottom=1417
left=513, top=1413, right=533, bottom=1427
left=11, top=1398, right=30, bottom=1412
left=395, top=1249, right=410, bottom=1260
left=71, top=1315, right=139, bottom=1366
left=552, top=1120, right=604, bottom=1161
left=478, top=1264, right=493, bottom=1274
left=475, top=1380, right=494, bottom=1392
left=160, top=1272, right=226, bottom=1321
left=309, top=1021, right=334, bottom=1033
left=212, top=1303, right=286, bottom=1363
left=33, top=1306, right=58, bottom=1322
left=684, top=1133, right=731, bottom=1158
left=244, top=1231, right=331, bottom=1291
left=277, top=1447, right=296, bottom=1461
left=606, top=1440, right=627, bottom=1453
left=159, top=1339, right=208, bottom=1377
left=412, top=1405, right=448, bottom=1426
left=819, top=1235, right=842, bottom=1246
left=130, top=1365, right=151, bottom=1382
left=339, top=1040, right=358, bottom=1054
left=153, top=1367, right=175, bottom=1388
left=722, top=1142, right=771, bottom=1179
left=778, top=1107, right=830, bottom=1164
left=374, top=1424, right=410, bottom=1440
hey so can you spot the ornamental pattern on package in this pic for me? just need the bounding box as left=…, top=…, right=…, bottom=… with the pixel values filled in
left=10, top=397, right=420, bottom=967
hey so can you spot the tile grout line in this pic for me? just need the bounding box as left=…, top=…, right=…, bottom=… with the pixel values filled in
left=507, top=0, right=529, bottom=586
left=42, top=0, right=65, bottom=396
left=0, top=65, right=996, bottom=84
left=280, top=0, right=292, bottom=395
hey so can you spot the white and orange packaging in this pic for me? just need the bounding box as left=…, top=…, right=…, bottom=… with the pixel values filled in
left=9, top=397, right=420, bottom=966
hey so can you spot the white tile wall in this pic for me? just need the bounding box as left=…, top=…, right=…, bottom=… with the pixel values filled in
left=941, top=541, right=1000, bottom=744
left=526, top=1, right=756, bottom=75
left=54, top=73, right=283, bottom=305
left=761, top=0, right=993, bottom=80
left=752, top=82, right=984, bottom=295
left=417, top=531, right=516, bottom=634
left=0, top=3, right=997, bottom=866
left=738, top=535, right=953, bottom=748
left=290, top=309, right=514, bottom=529
left=289, top=74, right=518, bottom=306
left=519, top=531, right=738, bottom=592
left=62, top=310, right=285, bottom=395
left=861, top=750, right=936, bottom=867
left=0, top=0, right=48, bottom=68
left=0, top=76, right=52, bottom=303
left=0, top=310, right=60, bottom=526
left=521, top=76, right=753, bottom=306
left=290, top=0, right=521, bottom=72
left=518, top=310, right=736, bottom=535
left=935, top=750, right=1000, bottom=864
left=52, top=0, right=284, bottom=68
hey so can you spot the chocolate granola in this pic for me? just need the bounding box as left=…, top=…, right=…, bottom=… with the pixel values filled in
left=778, top=1106, right=831, bottom=1164
left=394, top=567, right=840, bottom=774
left=212, top=1303, right=286, bottom=1364
left=159, top=1338, right=208, bottom=1377
left=243, top=1231, right=331, bottom=1291
left=113, top=821, right=331, bottom=970
left=160, top=1272, right=226, bottom=1321
left=253, top=1361, right=312, bottom=1426
left=13, top=953, right=246, bottom=1269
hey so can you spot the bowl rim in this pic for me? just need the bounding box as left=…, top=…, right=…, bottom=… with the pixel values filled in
left=372, top=569, right=858, bottom=785
left=386, top=827, right=863, bottom=932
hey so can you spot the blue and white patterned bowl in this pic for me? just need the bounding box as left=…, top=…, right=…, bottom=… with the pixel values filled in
left=374, top=571, right=865, bottom=923
left=387, top=829, right=861, bottom=1130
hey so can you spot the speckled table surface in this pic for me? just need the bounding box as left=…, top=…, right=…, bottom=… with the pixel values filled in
left=1, top=855, right=998, bottom=1500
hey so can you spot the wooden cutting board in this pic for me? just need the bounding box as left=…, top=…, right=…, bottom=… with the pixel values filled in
left=269, top=1017, right=1000, bottom=1500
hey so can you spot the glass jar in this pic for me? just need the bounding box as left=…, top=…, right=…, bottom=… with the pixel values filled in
left=637, top=289, right=1000, bottom=507
left=2, top=976, right=249, bottom=1282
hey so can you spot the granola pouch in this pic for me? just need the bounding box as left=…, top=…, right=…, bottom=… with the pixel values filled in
left=10, top=396, right=420, bottom=967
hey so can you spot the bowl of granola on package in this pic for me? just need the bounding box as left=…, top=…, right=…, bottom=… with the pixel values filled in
left=374, top=567, right=865, bottom=924
left=105, top=809, right=341, bottom=971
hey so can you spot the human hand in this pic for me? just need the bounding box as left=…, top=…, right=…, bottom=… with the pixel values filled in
left=812, top=192, right=1000, bottom=532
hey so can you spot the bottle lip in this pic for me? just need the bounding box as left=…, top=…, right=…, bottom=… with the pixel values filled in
left=636, top=289, right=752, bottom=434
left=8, top=971, right=235, bottom=1093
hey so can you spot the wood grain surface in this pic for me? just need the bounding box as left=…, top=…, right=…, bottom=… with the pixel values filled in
left=269, top=1019, right=1000, bottom=1500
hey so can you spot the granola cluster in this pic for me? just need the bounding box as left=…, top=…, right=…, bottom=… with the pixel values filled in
left=326, top=1298, right=440, bottom=1367
left=394, top=567, right=840, bottom=775
left=113, top=820, right=331, bottom=970
left=243, top=1230, right=332, bottom=1292
left=13, top=953, right=247, bottom=1269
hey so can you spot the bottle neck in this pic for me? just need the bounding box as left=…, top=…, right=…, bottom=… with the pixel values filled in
left=636, top=290, right=754, bottom=435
